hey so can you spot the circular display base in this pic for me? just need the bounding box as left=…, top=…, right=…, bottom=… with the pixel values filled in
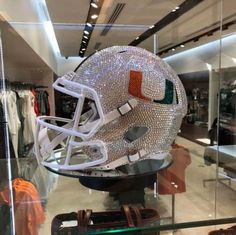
left=45, top=155, right=172, bottom=192
left=79, top=172, right=157, bottom=192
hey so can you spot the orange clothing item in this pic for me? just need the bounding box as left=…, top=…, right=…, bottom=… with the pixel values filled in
left=158, top=144, right=191, bottom=195
left=0, top=178, right=45, bottom=235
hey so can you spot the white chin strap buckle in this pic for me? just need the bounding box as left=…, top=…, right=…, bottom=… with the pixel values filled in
left=128, top=152, right=140, bottom=162
left=104, top=98, right=138, bottom=124
left=128, top=149, right=147, bottom=162
left=118, top=101, right=134, bottom=115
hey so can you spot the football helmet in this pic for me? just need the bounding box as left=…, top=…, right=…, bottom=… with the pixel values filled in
left=35, top=46, right=187, bottom=173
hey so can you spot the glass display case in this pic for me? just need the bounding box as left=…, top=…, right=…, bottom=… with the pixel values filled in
left=0, top=0, right=236, bottom=234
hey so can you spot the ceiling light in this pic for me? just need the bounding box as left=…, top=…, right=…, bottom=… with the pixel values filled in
left=136, top=36, right=139, bottom=40
left=91, top=14, right=98, bottom=19
left=149, top=25, right=155, bottom=29
left=172, top=9, right=176, bottom=12
left=207, top=32, right=213, bottom=36
left=82, top=41, right=86, bottom=43
left=86, top=22, right=92, bottom=27
left=84, top=30, right=89, bottom=35
left=175, top=6, right=180, bottom=9
left=83, top=35, right=88, bottom=39
left=91, top=2, right=98, bottom=8
left=206, top=63, right=212, bottom=71
left=180, top=44, right=185, bottom=48
left=82, top=48, right=86, bottom=51
left=172, top=48, right=176, bottom=51
left=222, top=25, right=228, bottom=30
left=232, top=57, right=236, bottom=64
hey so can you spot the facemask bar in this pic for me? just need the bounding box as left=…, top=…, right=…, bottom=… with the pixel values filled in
left=41, top=140, right=108, bottom=170
left=34, top=120, right=108, bottom=170
left=36, top=72, right=138, bottom=139
left=35, top=73, right=108, bottom=170
left=35, top=72, right=139, bottom=171
left=37, top=74, right=105, bottom=140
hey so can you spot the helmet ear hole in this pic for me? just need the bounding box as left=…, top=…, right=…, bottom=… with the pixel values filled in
left=124, top=126, right=148, bottom=143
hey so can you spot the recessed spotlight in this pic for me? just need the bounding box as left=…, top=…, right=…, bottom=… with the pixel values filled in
left=82, top=41, right=86, bottom=43
left=172, top=48, right=176, bottom=51
left=180, top=44, right=185, bottom=48
left=232, top=57, right=236, bottom=64
left=82, top=48, right=86, bottom=51
left=175, top=6, right=180, bottom=9
left=207, top=32, right=213, bottom=36
left=149, top=25, right=155, bottom=29
left=91, top=14, right=98, bottom=19
left=86, top=22, right=92, bottom=27
left=91, top=2, right=98, bottom=8
left=136, top=36, right=139, bottom=40
left=83, top=35, right=88, bottom=39
left=172, top=9, right=176, bottom=12
left=84, top=30, right=89, bottom=35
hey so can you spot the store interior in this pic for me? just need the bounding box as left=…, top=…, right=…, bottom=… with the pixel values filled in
left=0, top=0, right=236, bottom=234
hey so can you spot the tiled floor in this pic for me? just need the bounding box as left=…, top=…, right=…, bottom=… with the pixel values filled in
left=39, top=136, right=236, bottom=234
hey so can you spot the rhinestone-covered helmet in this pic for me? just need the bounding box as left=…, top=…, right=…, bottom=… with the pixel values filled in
left=35, top=46, right=187, bottom=173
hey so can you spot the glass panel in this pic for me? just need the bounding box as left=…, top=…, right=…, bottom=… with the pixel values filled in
left=158, top=0, right=223, bottom=226
left=1, top=0, right=236, bottom=234
left=0, top=26, right=16, bottom=235
left=215, top=0, right=236, bottom=220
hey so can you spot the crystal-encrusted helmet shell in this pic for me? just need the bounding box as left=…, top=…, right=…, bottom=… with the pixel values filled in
left=35, top=46, right=187, bottom=174
left=71, top=46, right=187, bottom=168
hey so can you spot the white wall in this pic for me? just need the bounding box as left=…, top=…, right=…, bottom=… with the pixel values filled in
left=0, top=0, right=58, bottom=73
left=0, top=0, right=86, bottom=76
left=57, top=57, right=85, bottom=76
left=5, top=60, right=55, bottom=115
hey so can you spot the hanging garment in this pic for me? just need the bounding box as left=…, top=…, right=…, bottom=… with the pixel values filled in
left=0, top=102, right=16, bottom=159
left=0, top=91, right=20, bottom=158
left=0, top=204, right=11, bottom=235
left=158, top=144, right=191, bottom=195
left=18, top=90, right=36, bottom=145
left=0, top=178, right=45, bottom=235
left=6, top=91, right=21, bottom=158
left=31, top=89, right=39, bottom=116
left=15, top=92, right=25, bottom=157
left=36, top=90, right=50, bottom=115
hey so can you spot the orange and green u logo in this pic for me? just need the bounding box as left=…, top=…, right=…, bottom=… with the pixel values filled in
left=129, top=70, right=175, bottom=104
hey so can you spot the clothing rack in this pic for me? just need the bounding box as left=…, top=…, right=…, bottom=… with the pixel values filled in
left=0, top=81, right=50, bottom=160
left=0, top=79, right=48, bottom=90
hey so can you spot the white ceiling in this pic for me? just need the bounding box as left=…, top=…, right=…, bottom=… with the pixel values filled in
left=46, top=0, right=184, bottom=56
left=45, top=0, right=236, bottom=58
left=1, top=0, right=236, bottom=72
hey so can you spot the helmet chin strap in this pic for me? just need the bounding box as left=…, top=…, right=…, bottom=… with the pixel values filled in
left=89, top=151, right=168, bottom=171
left=104, top=98, right=138, bottom=124
left=78, top=98, right=138, bottom=133
left=92, top=149, right=148, bottom=170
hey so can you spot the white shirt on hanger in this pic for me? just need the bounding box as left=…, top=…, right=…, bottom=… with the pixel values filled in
left=18, top=90, right=36, bottom=145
